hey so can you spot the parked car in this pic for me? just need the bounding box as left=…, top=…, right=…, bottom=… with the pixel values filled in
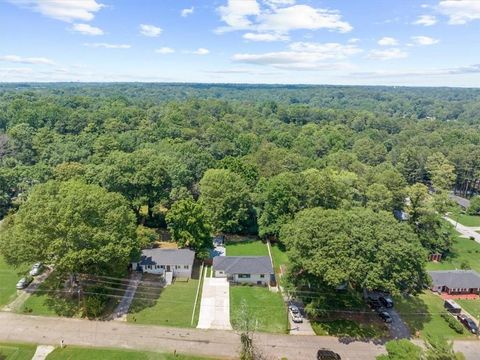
left=317, top=348, right=341, bottom=360
left=378, top=311, right=393, bottom=323
left=289, top=305, right=303, bottom=323
left=16, top=276, right=33, bottom=290
left=379, top=296, right=394, bottom=308
left=29, top=262, right=44, bottom=276
left=457, top=314, right=478, bottom=334
left=368, top=298, right=382, bottom=309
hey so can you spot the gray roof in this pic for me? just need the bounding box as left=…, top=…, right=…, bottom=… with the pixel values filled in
left=448, top=194, right=470, bottom=209
left=139, top=248, right=195, bottom=266
left=213, top=256, right=273, bottom=274
left=429, top=270, right=480, bottom=289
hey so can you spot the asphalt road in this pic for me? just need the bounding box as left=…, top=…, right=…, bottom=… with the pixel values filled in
left=0, top=312, right=479, bottom=359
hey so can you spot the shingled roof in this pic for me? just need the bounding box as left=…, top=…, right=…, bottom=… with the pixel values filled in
left=213, top=256, right=273, bottom=275
left=138, top=248, right=195, bottom=266
left=429, top=270, right=480, bottom=289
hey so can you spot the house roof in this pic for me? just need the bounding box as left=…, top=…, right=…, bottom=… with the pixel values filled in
left=138, top=248, right=195, bottom=266
left=213, top=256, right=273, bottom=274
left=429, top=270, right=480, bottom=289
left=448, top=194, right=470, bottom=209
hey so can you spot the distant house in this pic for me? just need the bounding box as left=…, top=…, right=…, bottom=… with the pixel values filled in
left=393, top=210, right=409, bottom=221
left=429, top=270, right=480, bottom=295
left=132, top=248, right=195, bottom=279
left=213, top=256, right=274, bottom=286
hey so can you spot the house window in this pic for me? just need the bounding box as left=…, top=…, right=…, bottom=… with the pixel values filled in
left=160, top=265, right=164, bottom=269
left=184, top=265, right=189, bottom=269
left=238, top=274, right=251, bottom=278
left=175, top=265, right=181, bottom=269
left=260, top=274, right=265, bottom=278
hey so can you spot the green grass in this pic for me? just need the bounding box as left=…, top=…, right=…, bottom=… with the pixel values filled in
left=395, top=291, right=472, bottom=339
left=226, top=240, right=269, bottom=256
left=426, top=235, right=480, bottom=273
left=269, top=242, right=289, bottom=274
left=311, top=319, right=388, bottom=339
left=451, top=214, right=480, bottom=227
left=0, top=342, right=37, bottom=360
left=46, top=346, right=215, bottom=360
left=128, top=275, right=200, bottom=327
left=230, top=285, right=288, bottom=333
left=192, top=265, right=205, bottom=327
left=456, top=299, right=480, bottom=321
left=0, top=256, right=27, bottom=307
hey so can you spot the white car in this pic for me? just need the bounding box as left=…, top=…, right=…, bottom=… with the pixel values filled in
left=289, top=305, right=303, bottom=323
left=29, top=262, right=44, bottom=276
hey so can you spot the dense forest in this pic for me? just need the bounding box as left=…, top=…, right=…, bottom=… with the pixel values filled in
left=1, top=83, right=480, bottom=300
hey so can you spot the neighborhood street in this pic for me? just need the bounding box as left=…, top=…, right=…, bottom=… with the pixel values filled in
left=1, top=312, right=480, bottom=360
left=444, top=216, right=480, bottom=244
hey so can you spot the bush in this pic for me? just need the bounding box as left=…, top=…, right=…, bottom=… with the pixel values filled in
left=467, top=196, right=480, bottom=215
left=440, top=311, right=464, bottom=334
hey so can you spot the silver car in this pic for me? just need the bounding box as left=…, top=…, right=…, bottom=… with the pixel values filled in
left=29, top=262, right=43, bottom=276
left=289, top=305, right=303, bottom=323
left=16, top=276, right=33, bottom=289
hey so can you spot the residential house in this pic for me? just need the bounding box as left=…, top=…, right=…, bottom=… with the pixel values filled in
left=213, top=256, right=274, bottom=286
left=132, top=248, right=195, bottom=279
left=429, top=270, right=480, bottom=295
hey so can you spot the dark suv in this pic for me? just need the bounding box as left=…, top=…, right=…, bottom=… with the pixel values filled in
left=317, top=349, right=341, bottom=360
left=379, top=296, right=394, bottom=308
left=378, top=311, right=393, bottom=323
left=368, top=298, right=382, bottom=309
left=457, top=314, right=478, bottom=334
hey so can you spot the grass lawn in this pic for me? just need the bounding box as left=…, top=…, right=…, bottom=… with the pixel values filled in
left=456, top=299, right=480, bottom=321
left=230, top=285, right=288, bottom=334
left=0, top=256, right=27, bottom=307
left=0, top=342, right=37, bottom=360
left=451, top=214, right=480, bottom=227
left=46, top=346, right=215, bottom=360
left=270, top=242, right=289, bottom=274
left=128, top=274, right=200, bottom=327
left=426, top=235, right=480, bottom=273
left=395, top=291, right=472, bottom=339
left=311, top=319, right=388, bottom=339
left=226, top=240, right=269, bottom=257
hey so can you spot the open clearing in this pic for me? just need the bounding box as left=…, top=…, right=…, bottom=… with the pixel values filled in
left=230, top=285, right=288, bottom=334
left=0, top=256, right=26, bottom=308
left=426, top=234, right=480, bottom=273
left=225, top=240, right=269, bottom=257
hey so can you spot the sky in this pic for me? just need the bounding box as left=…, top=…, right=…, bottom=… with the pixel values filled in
left=1, top=0, right=480, bottom=86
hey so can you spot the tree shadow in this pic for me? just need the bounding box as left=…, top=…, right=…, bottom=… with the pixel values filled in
left=393, top=294, right=431, bottom=336
left=128, top=273, right=165, bottom=315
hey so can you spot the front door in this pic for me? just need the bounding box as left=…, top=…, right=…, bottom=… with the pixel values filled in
left=166, top=265, right=171, bottom=272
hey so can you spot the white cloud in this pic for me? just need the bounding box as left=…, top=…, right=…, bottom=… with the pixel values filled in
left=367, top=48, right=408, bottom=60
left=8, top=0, right=104, bottom=22
left=84, top=43, right=131, bottom=49
left=71, top=23, right=104, bottom=35
left=410, top=35, right=439, bottom=46
left=0, top=54, right=55, bottom=65
left=438, top=0, right=480, bottom=24
left=192, top=48, right=210, bottom=55
left=233, top=41, right=361, bottom=70
left=218, top=0, right=260, bottom=30
left=216, top=1, right=352, bottom=35
left=377, top=37, right=398, bottom=46
left=181, top=7, right=194, bottom=17
left=139, top=24, right=162, bottom=37
left=155, top=47, right=175, bottom=54
left=414, top=14, right=438, bottom=26
left=243, top=32, right=289, bottom=41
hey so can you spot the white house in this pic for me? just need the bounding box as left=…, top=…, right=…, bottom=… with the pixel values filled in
left=213, top=256, right=273, bottom=286
left=132, top=248, right=195, bottom=279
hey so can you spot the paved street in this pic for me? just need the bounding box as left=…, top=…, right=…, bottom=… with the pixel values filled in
left=444, top=216, right=480, bottom=244
left=197, top=276, right=232, bottom=330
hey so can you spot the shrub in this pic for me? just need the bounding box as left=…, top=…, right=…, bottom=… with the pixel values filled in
left=440, top=311, right=464, bottom=334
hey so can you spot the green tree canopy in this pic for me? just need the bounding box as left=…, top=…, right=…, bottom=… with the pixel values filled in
left=281, top=207, right=428, bottom=294
left=376, top=339, right=422, bottom=360
left=0, top=180, right=138, bottom=277
left=166, top=198, right=212, bottom=253
left=199, top=169, right=251, bottom=233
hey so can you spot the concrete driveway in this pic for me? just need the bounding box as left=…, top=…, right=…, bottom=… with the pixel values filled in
left=384, top=308, right=410, bottom=339
left=197, top=277, right=232, bottom=330
left=287, top=300, right=315, bottom=335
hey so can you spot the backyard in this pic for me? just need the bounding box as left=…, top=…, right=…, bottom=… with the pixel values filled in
left=46, top=346, right=215, bottom=360
left=269, top=242, right=289, bottom=274
left=450, top=213, right=480, bottom=227
left=426, top=234, right=480, bottom=273
left=225, top=239, right=269, bottom=257
left=230, top=285, right=288, bottom=334
left=127, top=265, right=203, bottom=328
left=0, top=342, right=37, bottom=360
left=395, top=291, right=473, bottom=339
